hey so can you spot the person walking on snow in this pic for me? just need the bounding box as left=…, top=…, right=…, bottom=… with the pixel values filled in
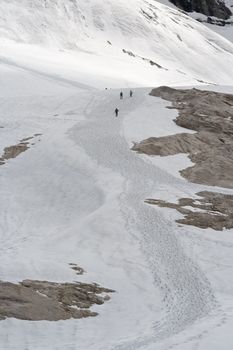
left=115, top=108, right=119, bottom=117
left=120, top=92, right=123, bottom=99
left=130, top=90, right=133, bottom=97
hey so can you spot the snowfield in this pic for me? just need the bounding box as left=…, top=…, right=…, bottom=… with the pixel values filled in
left=1, top=0, right=233, bottom=87
left=1, top=0, right=233, bottom=349
left=1, top=60, right=233, bottom=350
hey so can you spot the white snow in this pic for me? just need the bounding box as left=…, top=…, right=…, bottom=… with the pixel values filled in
left=123, top=92, right=195, bottom=145
left=1, top=0, right=233, bottom=87
left=0, top=61, right=233, bottom=349
left=0, top=1, right=233, bottom=349
left=156, top=0, right=233, bottom=43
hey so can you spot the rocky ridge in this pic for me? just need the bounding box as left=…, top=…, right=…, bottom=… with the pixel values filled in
left=169, top=0, right=232, bottom=20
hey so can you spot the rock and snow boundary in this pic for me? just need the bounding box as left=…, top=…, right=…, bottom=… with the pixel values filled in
left=1, top=58, right=233, bottom=349
left=132, top=86, right=233, bottom=231
left=1, top=0, right=233, bottom=349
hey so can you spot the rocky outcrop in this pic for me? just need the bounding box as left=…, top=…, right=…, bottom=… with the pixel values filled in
left=0, top=134, right=42, bottom=166
left=0, top=279, right=114, bottom=321
left=170, top=0, right=232, bottom=20
left=146, top=191, right=233, bottom=231
left=132, top=87, right=233, bottom=188
left=134, top=86, right=233, bottom=231
left=122, top=49, right=167, bottom=70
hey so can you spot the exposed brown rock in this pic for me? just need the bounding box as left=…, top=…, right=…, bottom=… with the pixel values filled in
left=0, top=279, right=114, bottom=321
left=132, top=87, right=233, bottom=188
left=146, top=191, right=233, bottom=231
left=0, top=134, right=42, bottom=166
left=2, top=143, right=29, bottom=161
left=0, top=141, right=29, bottom=165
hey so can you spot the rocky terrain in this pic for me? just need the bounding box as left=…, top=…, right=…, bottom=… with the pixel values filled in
left=146, top=191, right=233, bottom=230
left=0, top=134, right=41, bottom=166
left=133, top=86, right=233, bottom=189
left=132, top=86, right=233, bottom=231
left=0, top=279, right=114, bottom=321
left=169, top=0, right=232, bottom=19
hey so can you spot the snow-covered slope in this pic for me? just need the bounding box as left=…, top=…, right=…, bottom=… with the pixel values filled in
left=1, top=1, right=233, bottom=350
left=0, top=0, right=233, bottom=86
left=156, top=0, right=233, bottom=43
left=1, top=59, right=233, bottom=350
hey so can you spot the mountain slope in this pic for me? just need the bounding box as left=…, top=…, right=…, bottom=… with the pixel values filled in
left=1, top=1, right=233, bottom=350
left=0, top=0, right=233, bottom=86
left=156, top=0, right=233, bottom=42
left=169, top=0, right=231, bottom=19
left=1, top=59, right=233, bottom=350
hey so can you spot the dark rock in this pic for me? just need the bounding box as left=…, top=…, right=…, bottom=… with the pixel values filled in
left=169, top=0, right=232, bottom=20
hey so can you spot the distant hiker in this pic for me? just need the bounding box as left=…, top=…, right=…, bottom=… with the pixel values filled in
left=120, top=92, right=123, bottom=99
left=115, top=108, right=119, bottom=117
left=130, top=90, right=133, bottom=97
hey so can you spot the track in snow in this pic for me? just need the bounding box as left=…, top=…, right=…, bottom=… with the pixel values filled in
left=70, top=89, right=216, bottom=348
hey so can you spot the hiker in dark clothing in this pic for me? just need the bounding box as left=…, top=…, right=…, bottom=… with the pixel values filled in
left=120, top=92, right=123, bottom=99
left=115, top=108, right=119, bottom=117
left=130, top=90, right=133, bottom=97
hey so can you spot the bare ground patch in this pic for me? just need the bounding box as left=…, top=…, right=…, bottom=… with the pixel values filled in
left=0, top=143, right=29, bottom=164
left=132, top=86, right=233, bottom=230
left=69, top=263, right=85, bottom=275
left=132, top=86, right=233, bottom=188
left=0, top=134, right=42, bottom=166
left=146, top=191, right=233, bottom=231
left=0, top=134, right=42, bottom=165
left=0, top=279, right=114, bottom=321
